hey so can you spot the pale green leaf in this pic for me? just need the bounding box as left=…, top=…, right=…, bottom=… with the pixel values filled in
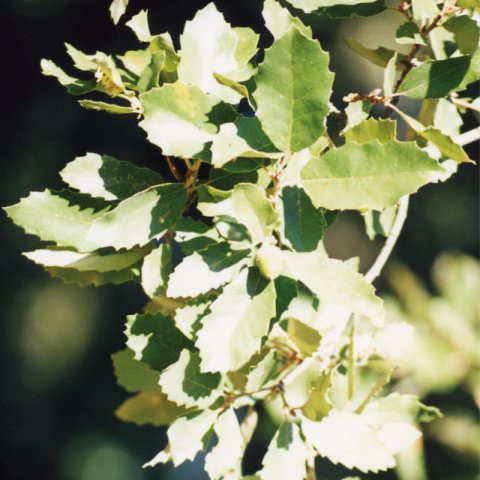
left=116, top=392, right=187, bottom=426
left=78, top=99, right=135, bottom=114
left=396, top=22, right=426, bottom=45
left=411, top=0, right=438, bottom=21
left=363, top=393, right=442, bottom=425
left=344, top=37, right=401, bottom=69
left=259, top=422, right=308, bottom=480
left=198, top=183, right=278, bottom=245
left=213, top=73, right=251, bottom=103
left=126, top=9, right=152, bottom=42
left=112, top=349, right=161, bottom=393
left=167, top=242, right=250, bottom=298
left=88, top=184, right=186, bottom=249
left=140, top=82, right=222, bottom=158
left=109, top=0, right=128, bottom=24
left=263, top=0, right=312, bottom=39
left=178, top=4, right=258, bottom=103
left=253, top=27, right=333, bottom=152
left=40, top=59, right=95, bottom=95
left=281, top=186, right=327, bottom=252
left=383, top=53, right=397, bottom=97
left=61, top=153, right=163, bottom=201
left=283, top=356, right=323, bottom=408
left=434, top=99, right=462, bottom=137
left=398, top=54, right=480, bottom=99
left=5, top=190, right=109, bottom=251
left=145, top=409, right=219, bottom=467
left=205, top=409, right=245, bottom=479
left=125, top=312, right=193, bottom=371
left=282, top=250, right=385, bottom=326
left=285, top=0, right=378, bottom=13
left=303, top=412, right=394, bottom=472
left=65, top=43, right=98, bottom=71
left=444, top=16, right=480, bottom=55
left=141, top=244, right=171, bottom=298
left=344, top=118, right=396, bottom=145
left=24, top=249, right=145, bottom=273
left=118, top=49, right=151, bottom=76
left=197, top=268, right=276, bottom=372
left=394, top=109, right=471, bottom=163
left=159, top=350, right=223, bottom=409
left=300, top=140, right=443, bottom=210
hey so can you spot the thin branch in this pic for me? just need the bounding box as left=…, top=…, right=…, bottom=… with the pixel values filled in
left=165, top=156, right=183, bottom=183
left=365, top=195, right=410, bottom=283
left=354, top=367, right=395, bottom=414
left=455, top=127, right=480, bottom=147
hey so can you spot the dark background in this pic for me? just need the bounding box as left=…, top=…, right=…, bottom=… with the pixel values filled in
left=0, top=0, right=478, bottom=479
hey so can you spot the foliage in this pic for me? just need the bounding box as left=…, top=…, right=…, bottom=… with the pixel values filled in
left=5, top=0, right=478, bottom=478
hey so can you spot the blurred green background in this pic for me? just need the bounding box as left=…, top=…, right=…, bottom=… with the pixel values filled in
left=0, top=0, right=478, bottom=479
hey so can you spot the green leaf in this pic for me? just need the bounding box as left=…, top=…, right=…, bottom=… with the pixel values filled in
left=174, top=298, right=212, bottom=340
left=109, top=0, right=128, bottom=24
left=282, top=250, right=385, bottom=326
left=126, top=9, right=152, bottom=42
left=40, top=59, right=95, bottom=95
left=198, top=183, right=278, bottom=245
left=210, top=123, right=278, bottom=169
left=302, top=411, right=421, bottom=473
left=263, top=0, right=312, bottom=39
left=252, top=27, right=333, bottom=153
left=443, top=16, right=480, bottom=55
left=159, top=350, right=223, bottom=409
left=178, top=4, right=258, bottom=104
left=24, top=248, right=145, bottom=273
left=205, top=409, right=246, bottom=479
left=286, top=318, right=322, bottom=357
left=88, top=184, right=186, bottom=249
left=285, top=0, right=378, bottom=13
left=344, top=37, right=401, bottom=69
left=434, top=99, right=463, bottom=137
left=343, top=118, right=396, bottom=145
left=245, top=350, right=282, bottom=392
left=411, top=0, right=438, bottom=21
left=78, top=99, right=135, bottom=114
left=61, top=153, right=164, bottom=201
left=125, top=312, right=193, bottom=371
left=319, top=0, right=386, bottom=18
left=167, top=242, right=250, bottom=298
left=140, top=82, right=222, bottom=158
left=362, top=206, right=397, bottom=240
left=115, top=392, right=187, bottom=426
left=300, top=140, right=443, bottom=210
left=281, top=186, right=327, bottom=252
left=112, top=349, right=161, bottom=393
left=301, top=371, right=333, bottom=420
left=141, top=244, right=172, bottom=298
left=259, top=422, right=308, bottom=480
left=196, top=267, right=276, bottom=373
left=145, top=409, right=219, bottom=467
left=36, top=264, right=138, bottom=287
left=394, top=109, right=471, bottom=163
left=398, top=55, right=480, bottom=99
left=5, top=190, right=110, bottom=252
left=396, top=21, right=426, bottom=45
